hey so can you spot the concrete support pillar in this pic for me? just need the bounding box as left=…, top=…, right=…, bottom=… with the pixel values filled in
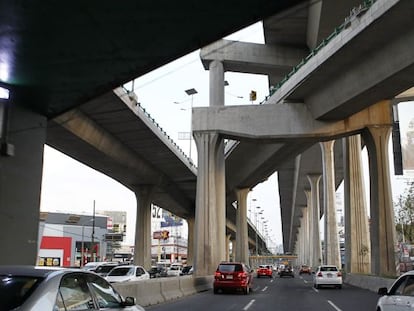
left=307, top=174, right=322, bottom=270
left=225, top=235, right=232, bottom=261
left=363, top=122, right=397, bottom=276
left=193, top=132, right=226, bottom=276
left=343, top=135, right=371, bottom=274
left=320, top=140, right=341, bottom=267
left=209, top=60, right=225, bottom=107
left=133, top=186, right=154, bottom=270
left=186, top=217, right=195, bottom=265
left=301, top=206, right=309, bottom=265
left=235, top=188, right=250, bottom=264
left=305, top=190, right=313, bottom=267
left=297, top=224, right=303, bottom=264
left=0, top=103, right=47, bottom=265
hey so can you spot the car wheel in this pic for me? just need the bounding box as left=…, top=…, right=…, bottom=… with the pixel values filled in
left=257, top=275, right=260, bottom=278
left=213, top=287, right=218, bottom=294
left=337, top=285, right=342, bottom=289
left=244, top=286, right=249, bottom=295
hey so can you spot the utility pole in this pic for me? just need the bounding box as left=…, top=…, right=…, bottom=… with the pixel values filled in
left=91, top=200, right=96, bottom=262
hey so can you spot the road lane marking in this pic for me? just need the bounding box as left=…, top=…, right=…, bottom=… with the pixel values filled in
left=262, top=286, right=268, bottom=292
left=270, top=279, right=274, bottom=283
left=303, top=280, right=308, bottom=283
left=243, top=299, right=255, bottom=310
left=312, top=287, right=318, bottom=293
left=327, top=300, right=342, bottom=311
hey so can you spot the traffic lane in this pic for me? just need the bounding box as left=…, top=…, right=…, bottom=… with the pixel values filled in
left=146, top=274, right=379, bottom=311
left=299, top=273, right=379, bottom=310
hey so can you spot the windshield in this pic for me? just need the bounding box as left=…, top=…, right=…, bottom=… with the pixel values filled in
left=95, top=265, right=117, bottom=273
left=108, top=267, right=133, bottom=276
left=0, top=275, right=43, bottom=310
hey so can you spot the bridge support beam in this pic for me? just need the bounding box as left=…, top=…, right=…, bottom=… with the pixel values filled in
left=133, top=185, right=154, bottom=270
left=363, top=117, right=397, bottom=277
left=343, top=134, right=371, bottom=274
left=307, top=174, right=322, bottom=270
left=300, top=206, right=309, bottom=265
left=193, top=132, right=226, bottom=276
left=235, top=188, right=250, bottom=264
left=186, top=217, right=195, bottom=265
left=0, top=103, right=47, bottom=265
left=320, top=140, right=341, bottom=267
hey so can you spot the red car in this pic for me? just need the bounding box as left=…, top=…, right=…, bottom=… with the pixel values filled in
left=257, top=265, right=273, bottom=278
left=214, top=262, right=253, bottom=294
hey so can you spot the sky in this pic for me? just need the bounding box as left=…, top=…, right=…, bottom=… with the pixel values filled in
left=40, top=21, right=414, bottom=251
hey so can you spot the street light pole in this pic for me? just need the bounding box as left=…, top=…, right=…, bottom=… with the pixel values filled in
left=185, top=88, right=197, bottom=159
left=91, top=200, right=96, bottom=262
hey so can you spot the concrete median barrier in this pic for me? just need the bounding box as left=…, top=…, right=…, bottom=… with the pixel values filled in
left=161, top=277, right=183, bottom=301
left=114, top=279, right=165, bottom=306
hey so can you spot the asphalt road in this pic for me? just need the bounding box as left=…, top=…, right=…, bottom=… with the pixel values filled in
left=146, top=273, right=380, bottom=311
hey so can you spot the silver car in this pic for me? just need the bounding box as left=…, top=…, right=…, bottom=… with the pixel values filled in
left=377, top=270, right=414, bottom=311
left=0, top=265, right=145, bottom=311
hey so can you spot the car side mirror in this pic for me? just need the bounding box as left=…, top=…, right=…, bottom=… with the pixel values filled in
left=123, top=297, right=136, bottom=306
left=378, top=287, right=388, bottom=296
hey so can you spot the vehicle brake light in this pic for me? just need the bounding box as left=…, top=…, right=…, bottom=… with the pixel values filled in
left=237, top=272, right=247, bottom=279
left=337, top=271, right=342, bottom=277
left=214, top=272, right=222, bottom=279
left=317, top=272, right=323, bottom=277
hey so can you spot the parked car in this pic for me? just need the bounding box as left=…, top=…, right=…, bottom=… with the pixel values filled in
left=377, top=270, right=414, bottom=310
left=213, top=262, right=253, bottom=294
left=167, top=263, right=184, bottom=277
left=0, top=265, right=145, bottom=310
left=180, top=265, right=193, bottom=276
left=313, top=265, right=342, bottom=289
left=105, top=265, right=150, bottom=283
left=299, top=264, right=311, bottom=275
left=279, top=265, right=294, bottom=278
left=257, top=265, right=273, bottom=278
left=94, top=262, right=120, bottom=277
left=148, top=266, right=162, bottom=278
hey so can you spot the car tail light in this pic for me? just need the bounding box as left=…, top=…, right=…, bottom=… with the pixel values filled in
left=237, top=272, right=247, bottom=280
left=337, top=271, right=342, bottom=277
left=317, top=272, right=323, bottom=277
left=214, top=272, right=222, bottom=279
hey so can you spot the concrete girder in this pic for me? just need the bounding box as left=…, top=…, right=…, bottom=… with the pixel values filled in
left=200, top=39, right=308, bottom=79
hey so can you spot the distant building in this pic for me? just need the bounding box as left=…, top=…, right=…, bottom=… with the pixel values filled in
left=38, top=212, right=109, bottom=267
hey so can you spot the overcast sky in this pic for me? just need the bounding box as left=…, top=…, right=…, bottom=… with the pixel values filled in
left=40, top=22, right=414, bottom=250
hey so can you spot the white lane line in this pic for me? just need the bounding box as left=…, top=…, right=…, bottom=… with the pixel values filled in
left=270, top=279, right=274, bottom=283
left=327, top=300, right=342, bottom=311
left=262, top=286, right=268, bottom=292
left=303, top=280, right=308, bottom=284
left=243, top=299, right=256, bottom=310
left=312, top=287, right=318, bottom=293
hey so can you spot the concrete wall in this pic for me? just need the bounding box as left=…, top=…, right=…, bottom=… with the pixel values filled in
left=345, top=273, right=396, bottom=292
left=113, top=275, right=213, bottom=307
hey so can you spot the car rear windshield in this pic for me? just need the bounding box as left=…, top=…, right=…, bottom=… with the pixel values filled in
left=108, top=267, right=133, bottom=276
left=320, top=266, right=338, bottom=272
left=218, top=264, right=242, bottom=273
left=0, top=275, right=43, bottom=310
left=96, top=265, right=117, bottom=273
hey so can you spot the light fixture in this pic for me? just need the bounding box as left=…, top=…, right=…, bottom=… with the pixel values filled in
left=0, top=86, right=9, bottom=100
left=185, top=88, right=197, bottom=96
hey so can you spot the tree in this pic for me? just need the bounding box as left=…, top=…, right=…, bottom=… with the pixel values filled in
left=395, top=181, right=414, bottom=243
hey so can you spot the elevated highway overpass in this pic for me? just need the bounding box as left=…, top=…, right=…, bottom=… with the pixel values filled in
left=1, top=0, right=412, bottom=278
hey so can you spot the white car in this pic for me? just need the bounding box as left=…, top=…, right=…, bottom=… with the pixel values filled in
left=167, top=264, right=184, bottom=277
left=105, top=265, right=150, bottom=283
left=377, top=270, right=414, bottom=310
left=313, top=265, right=342, bottom=289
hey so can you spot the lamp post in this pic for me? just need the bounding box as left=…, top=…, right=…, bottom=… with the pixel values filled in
left=255, top=207, right=262, bottom=255
left=185, top=88, right=197, bottom=159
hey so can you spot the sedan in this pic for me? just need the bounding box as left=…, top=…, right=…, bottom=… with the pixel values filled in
left=0, top=265, right=145, bottom=310
left=257, top=265, right=273, bottom=278
left=377, top=270, right=414, bottom=310
left=313, top=265, right=342, bottom=289
left=105, top=265, right=150, bottom=283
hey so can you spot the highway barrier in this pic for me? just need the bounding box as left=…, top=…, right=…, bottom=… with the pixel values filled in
left=113, top=275, right=213, bottom=307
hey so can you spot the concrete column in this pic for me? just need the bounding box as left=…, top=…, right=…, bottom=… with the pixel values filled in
left=225, top=235, right=232, bottom=261
left=301, top=206, right=309, bottom=265
left=0, top=103, right=47, bottom=265
left=209, top=60, right=225, bottom=107
left=133, top=185, right=154, bottom=270
left=320, top=140, right=341, bottom=267
left=235, top=188, right=250, bottom=264
left=307, top=174, right=322, bottom=270
left=193, top=132, right=226, bottom=276
left=343, top=135, right=371, bottom=273
left=363, top=123, right=397, bottom=276
left=186, top=217, right=195, bottom=265
left=304, top=190, right=313, bottom=267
